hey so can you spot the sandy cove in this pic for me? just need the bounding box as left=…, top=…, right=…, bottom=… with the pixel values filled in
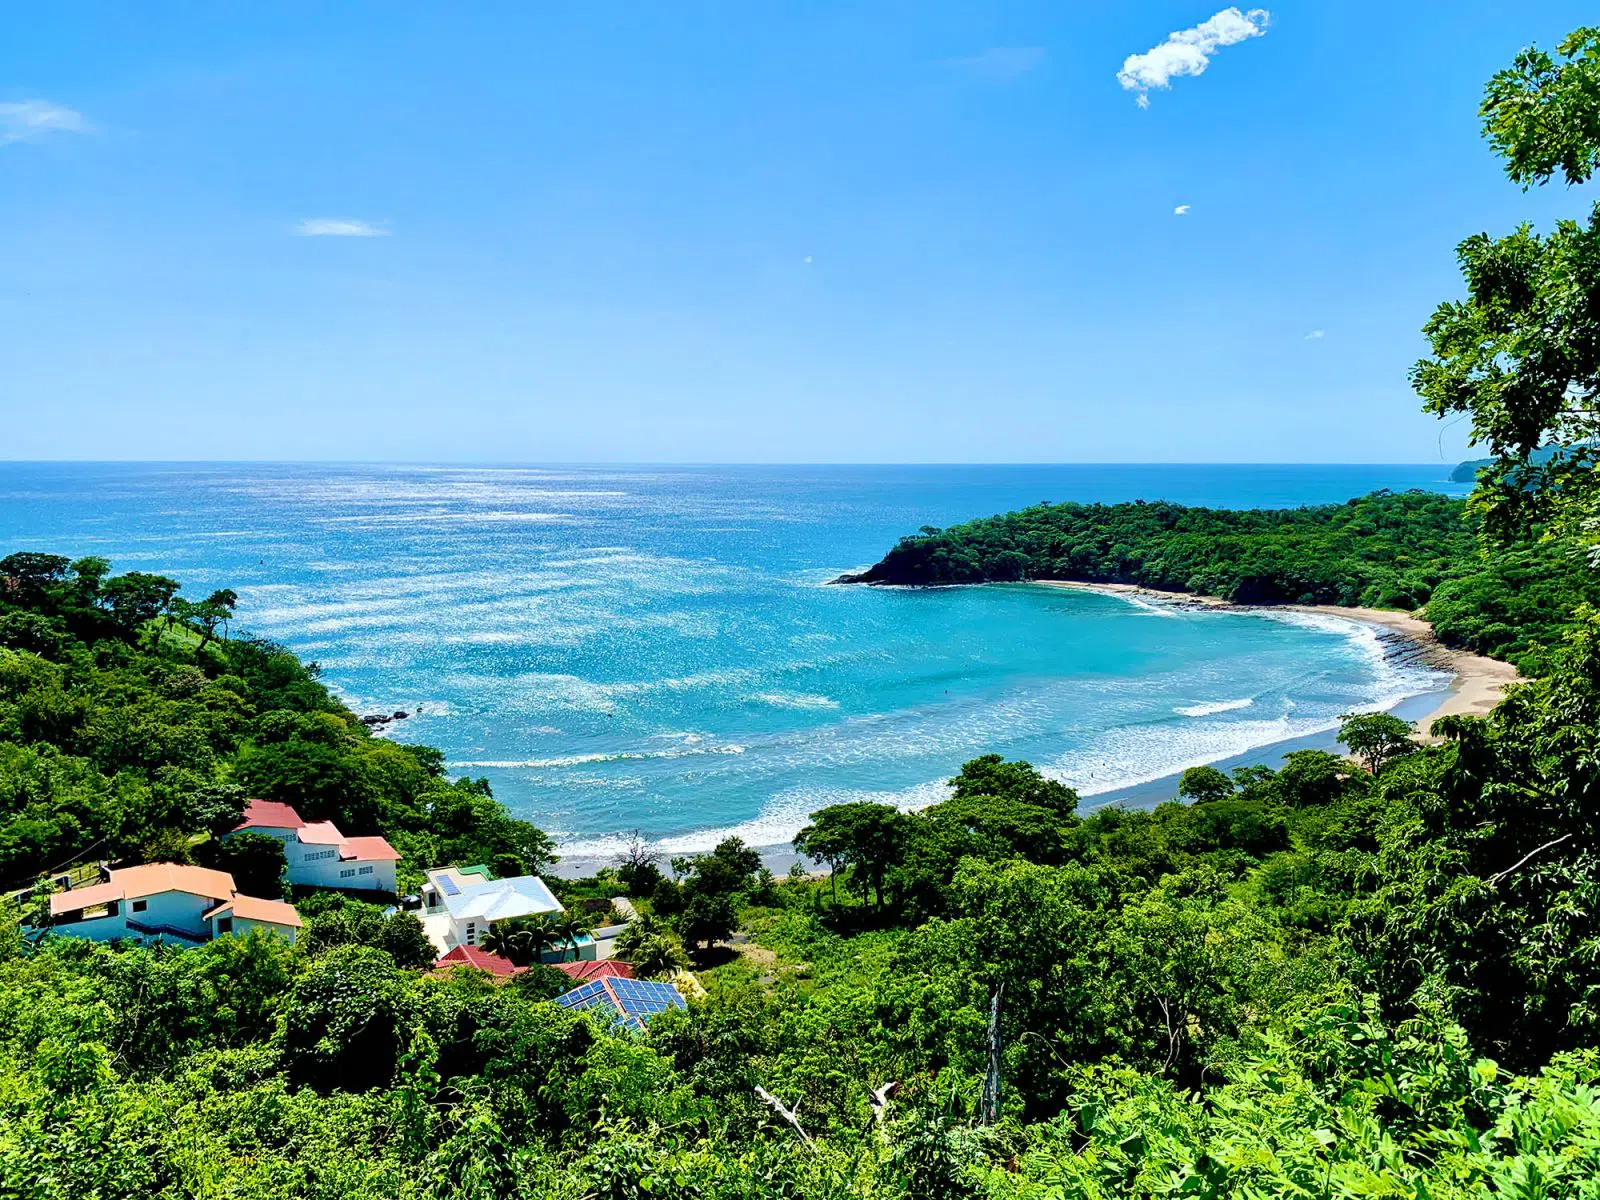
left=1034, top=580, right=1522, bottom=734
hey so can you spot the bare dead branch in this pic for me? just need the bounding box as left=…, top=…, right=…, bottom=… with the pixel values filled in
left=1487, top=834, right=1573, bottom=887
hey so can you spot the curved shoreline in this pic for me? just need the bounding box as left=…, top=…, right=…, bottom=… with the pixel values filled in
left=1033, top=580, right=1522, bottom=733
left=555, top=580, right=1522, bottom=878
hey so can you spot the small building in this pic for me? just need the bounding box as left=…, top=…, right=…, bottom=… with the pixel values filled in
left=555, top=976, right=687, bottom=1031
left=228, top=799, right=400, bottom=894
left=421, top=866, right=564, bottom=951
left=49, top=863, right=301, bottom=946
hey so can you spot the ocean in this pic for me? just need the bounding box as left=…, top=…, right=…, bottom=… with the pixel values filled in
left=0, top=463, right=1467, bottom=862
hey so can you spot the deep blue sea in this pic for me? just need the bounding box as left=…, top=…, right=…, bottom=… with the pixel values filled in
left=0, top=463, right=1469, bottom=859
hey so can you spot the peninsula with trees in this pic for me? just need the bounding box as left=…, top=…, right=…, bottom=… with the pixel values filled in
left=4, top=21, right=1600, bottom=1200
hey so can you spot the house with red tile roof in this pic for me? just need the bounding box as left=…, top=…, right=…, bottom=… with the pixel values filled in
left=433, top=944, right=524, bottom=978
left=49, top=862, right=301, bottom=946
left=228, top=799, right=400, bottom=894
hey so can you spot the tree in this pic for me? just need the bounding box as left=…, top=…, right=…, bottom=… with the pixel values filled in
left=187, top=782, right=250, bottom=840
left=950, top=754, right=1079, bottom=816
left=679, top=892, right=736, bottom=954
left=552, top=913, right=587, bottom=962
left=1412, top=26, right=1600, bottom=557
left=615, top=830, right=663, bottom=894
left=99, top=572, right=181, bottom=636
left=1177, top=766, right=1235, bottom=805
left=281, top=945, right=410, bottom=1092
left=378, top=911, right=437, bottom=970
left=191, top=589, right=238, bottom=651
left=0, top=553, right=70, bottom=603
left=793, top=802, right=909, bottom=909
left=1338, top=711, right=1416, bottom=774
left=615, top=914, right=687, bottom=977
left=195, top=832, right=287, bottom=899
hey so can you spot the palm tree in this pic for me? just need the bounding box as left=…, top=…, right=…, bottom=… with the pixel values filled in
left=520, top=916, right=560, bottom=965
left=552, top=914, right=586, bottom=962
left=479, top=924, right=522, bottom=960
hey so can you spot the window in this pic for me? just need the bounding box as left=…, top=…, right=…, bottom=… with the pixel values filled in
left=358, top=865, right=373, bottom=875
left=215, top=917, right=233, bottom=935
left=131, top=899, right=147, bottom=913
left=304, top=849, right=337, bottom=862
left=340, top=868, right=356, bottom=879
left=465, top=922, right=477, bottom=946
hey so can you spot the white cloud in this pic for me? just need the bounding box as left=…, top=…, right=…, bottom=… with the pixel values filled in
left=1174, top=204, right=1191, bottom=215
left=1305, top=329, right=1325, bottom=339
left=948, top=47, right=1046, bottom=81
left=294, top=218, right=390, bottom=238
left=1118, top=8, right=1270, bottom=106
left=0, top=100, right=90, bottom=145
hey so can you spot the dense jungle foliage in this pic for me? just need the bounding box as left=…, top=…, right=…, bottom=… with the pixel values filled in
left=5, top=22, right=1600, bottom=1200
left=0, top=550, right=554, bottom=891
left=841, top=490, right=1595, bottom=674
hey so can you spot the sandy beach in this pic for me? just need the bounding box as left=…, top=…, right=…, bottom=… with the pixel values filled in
left=1036, top=580, right=1522, bottom=734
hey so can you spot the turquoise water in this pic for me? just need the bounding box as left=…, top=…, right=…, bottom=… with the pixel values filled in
left=0, top=463, right=1466, bottom=857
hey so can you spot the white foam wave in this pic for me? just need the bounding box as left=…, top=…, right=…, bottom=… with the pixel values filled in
left=1175, top=698, right=1255, bottom=717
left=448, top=743, right=746, bottom=770
left=556, top=776, right=953, bottom=859
left=751, top=692, right=840, bottom=710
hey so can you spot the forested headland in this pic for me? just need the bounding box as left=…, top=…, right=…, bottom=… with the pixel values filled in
left=838, top=490, right=1595, bottom=674
left=4, top=22, right=1600, bottom=1200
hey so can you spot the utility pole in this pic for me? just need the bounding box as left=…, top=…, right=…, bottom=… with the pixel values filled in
left=979, top=983, right=1003, bottom=1124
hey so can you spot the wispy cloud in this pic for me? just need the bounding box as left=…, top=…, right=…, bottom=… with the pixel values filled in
left=294, top=218, right=390, bottom=238
left=1305, top=329, right=1325, bottom=340
left=0, top=100, right=90, bottom=146
left=1174, top=204, right=1191, bottom=215
left=1118, top=8, right=1270, bottom=107
left=947, top=47, right=1046, bottom=82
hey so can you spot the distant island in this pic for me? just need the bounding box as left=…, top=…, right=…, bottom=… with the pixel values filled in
left=837, top=490, right=1592, bottom=674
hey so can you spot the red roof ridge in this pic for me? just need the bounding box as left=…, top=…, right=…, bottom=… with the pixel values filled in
left=435, top=945, right=522, bottom=977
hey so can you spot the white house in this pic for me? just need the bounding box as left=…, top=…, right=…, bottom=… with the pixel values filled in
left=49, top=862, right=301, bottom=946
left=228, top=799, right=401, bottom=894
left=421, top=866, right=565, bottom=952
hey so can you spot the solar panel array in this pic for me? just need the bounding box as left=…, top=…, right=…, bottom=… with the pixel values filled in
left=556, top=976, right=685, bottom=1031
left=436, top=875, right=460, bottom=896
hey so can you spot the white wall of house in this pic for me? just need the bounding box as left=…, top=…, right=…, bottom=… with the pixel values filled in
left=52, top=907, right=129, bottom=942
left=211, top=913, right=298, bottom=945
left=56, top=890, right=215, bottom=944
left=288, top=851, right=395, bottom=892
left=122, top=890, right=216, bottom=940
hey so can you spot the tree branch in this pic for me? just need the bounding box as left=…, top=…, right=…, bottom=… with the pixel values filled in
left=1487, top=834, right=1573, bottom=887
left=755, top=1085, right=816, bottom=1153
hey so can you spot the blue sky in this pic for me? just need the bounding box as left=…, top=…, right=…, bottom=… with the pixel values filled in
left=1, top=3, right=1594, bottom=463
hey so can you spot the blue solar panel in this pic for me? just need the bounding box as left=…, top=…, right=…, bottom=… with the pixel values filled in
left=436, top=876, right=460, bottom=896
left=555, top=977, right=685, bottom=1030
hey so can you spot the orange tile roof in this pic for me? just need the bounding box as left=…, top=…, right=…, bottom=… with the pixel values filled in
left=204, top=895, right=303, bottom=928
left=297, top=821, right=346, bottom=845
left=49, top=880, right=122, bottom=917
left=114, top=863, right=237, bottom=902
left=232, top=799, right=305, bottom=832
left=50, top=862, right=237, bottom=917
left=339, top=835, right=400, bottom=862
